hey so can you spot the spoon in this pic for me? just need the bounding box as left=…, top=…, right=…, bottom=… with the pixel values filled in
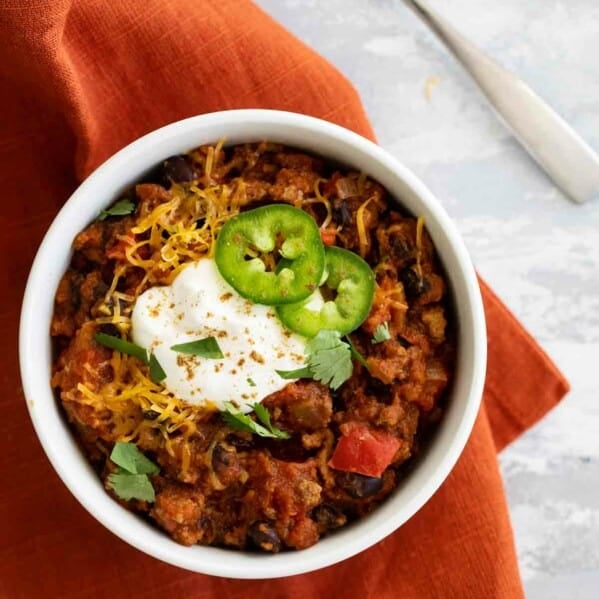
left=404, top=0, right=599, bottom=204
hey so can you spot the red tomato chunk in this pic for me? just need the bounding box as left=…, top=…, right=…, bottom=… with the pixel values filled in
left=320, top=228, right=337, bottom=246
left=328, top=422, right=401, bottom=478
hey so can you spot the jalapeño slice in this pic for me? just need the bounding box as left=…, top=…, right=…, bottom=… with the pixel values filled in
left=276, top=246, right=375, bottom=337
left=214, top=204, right=325, bottom=305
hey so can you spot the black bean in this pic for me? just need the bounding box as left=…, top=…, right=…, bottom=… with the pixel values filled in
left=197, top=516, right=213, bottom=536
left=366, top=377, right=388, bottom=396
left=333, top=200, right=352, bottom=227
left=400, top=266, right=430, bottom=300
left=226, top=434, right=254, bottom=451
left=98, top=323, right=120, bottom=337
left=160, top=155, right=195, bottom=186
left=248, top=521, right=282, bottom=553
left=258, top=436, right=309, bottom=462
left=336, top=472, right=384, bottom=499
left=310, top=503, right=346, bottom=530
left=101, top=263, right=115, bottom=285
left=390, top=236, right=412, bottom=260
left=70, top=276, right=83, bottom=312
left=143, top=409, right=160, bottom=420
left=211, top=443, right=234, bottom=469
left=331, top=389, right=345, bottom=412
left=70, top=250, right=90, bottom=272
left=106, top=296, right=127, bottom=315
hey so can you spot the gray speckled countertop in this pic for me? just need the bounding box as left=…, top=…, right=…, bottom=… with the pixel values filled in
left=255, top=1, right=599, bottom=595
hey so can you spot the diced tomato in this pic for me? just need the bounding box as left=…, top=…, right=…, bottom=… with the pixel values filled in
left=320, top=228, right=337, bottom=246
left=328, top=422, right=401, bottom=478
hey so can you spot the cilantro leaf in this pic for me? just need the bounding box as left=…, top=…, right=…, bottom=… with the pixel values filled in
left=107, top=472, right=156, bottom=502
left=372, top=323, right=391, bottom=344
left=275, top=366, right=312, bottom=380
left=247, top=377, right=256, bottom=387
left=95, top=332, right=148, bottom=363
left=97, top=199, right=135, bottom=221
left=252, top=403, right=290, bottom=438
left=307, top=331, right=353, bottom=390
left=306, top=329, right=345, bottom=354
left=149, top=353, right=167, bottom=382
left=110, top=442, right=160, bottom=475
left=275, top=330, right=355, bottom=391
left=107, top=443, right=159, bottom=502
left=253, top=403, right=272, bottom=429
left=94, top=333, right=166, bottom=384
left=221, top=408, right=265, bottom=435
left=221, top=402, right=290, bottom=439
left=170, top=337, right=224, bottom=359
left=345, top=335, right=370, bottom=370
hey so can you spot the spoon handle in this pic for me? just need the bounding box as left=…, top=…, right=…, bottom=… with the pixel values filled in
left=406, top=0, right=599, bottom=204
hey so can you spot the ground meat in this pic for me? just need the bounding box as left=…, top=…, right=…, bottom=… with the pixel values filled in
left=73, top=216, right=135, bottom=266
left=52, top=324, right=115, bottom=438
left=335, top=374, right=420, bottom=444
left=210, top=442, right=246, bottom=487
left=51, top=270, right=84, bottom=337
left=135, top=183, right=170, bottom=216
left=52, top=324, right=112, bottom=395
left=367, top=340, right=411, bottom=384
left=242, top=179, right=272, bottom=204
left=151, top=482, right=206, bottom=546
left=285, top=515, right=319, bottom=550
left=262, top=381, right=333, bottom=432
left=415, top=272, right=445, bottom=306
left=241, top=454, right=322, bottom=550
left=270, top=167, right=321, bottom=203
left=275, top=151, right=324, bottom=173
left=420, top=305, right=448, bottom=344
left=331, top=191, right=385, bottom=257
left=51, top=270, right=108, bottom=337
left=364, top=284, right=407, bottom=341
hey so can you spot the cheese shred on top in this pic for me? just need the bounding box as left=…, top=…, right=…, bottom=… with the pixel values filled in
left=356, top=196, right=373, bottom=257
left=77, top=352, right=201, bottom=461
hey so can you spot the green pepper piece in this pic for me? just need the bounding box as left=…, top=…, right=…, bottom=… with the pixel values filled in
left=276, top=246, right=375, bottom=337
left=215, top=204, right=325, bottom=305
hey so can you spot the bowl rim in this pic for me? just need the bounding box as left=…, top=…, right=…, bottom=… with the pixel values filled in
left=19, top=109, right=486, bottom=578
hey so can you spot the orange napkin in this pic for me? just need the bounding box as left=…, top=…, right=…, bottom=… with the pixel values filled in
left=0, top=1, right=568, bottom=597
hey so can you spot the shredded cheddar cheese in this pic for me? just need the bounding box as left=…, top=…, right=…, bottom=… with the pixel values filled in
left=356, top=196, right=373, bottom=257
left=127, top=181, right=242, bottom=285
left=77, top=354, right=203, bottom=447
left=305, top=178, right=333, bottom=230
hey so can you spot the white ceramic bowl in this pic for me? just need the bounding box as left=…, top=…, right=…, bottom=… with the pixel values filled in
left=19, top=109, right=486, bottom=578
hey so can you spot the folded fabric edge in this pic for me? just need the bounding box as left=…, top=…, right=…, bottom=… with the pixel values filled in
left=478, top=277, right=570, bottom=451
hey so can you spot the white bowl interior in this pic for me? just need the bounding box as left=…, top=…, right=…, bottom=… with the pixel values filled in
left=19, top=110, right=486, bottom=578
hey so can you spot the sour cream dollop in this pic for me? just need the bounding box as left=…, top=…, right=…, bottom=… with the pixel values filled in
left=131, top=258, right=306, bottom=412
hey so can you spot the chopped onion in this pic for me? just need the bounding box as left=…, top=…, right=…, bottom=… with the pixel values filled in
left=335, top=177, right=359, bottom=199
